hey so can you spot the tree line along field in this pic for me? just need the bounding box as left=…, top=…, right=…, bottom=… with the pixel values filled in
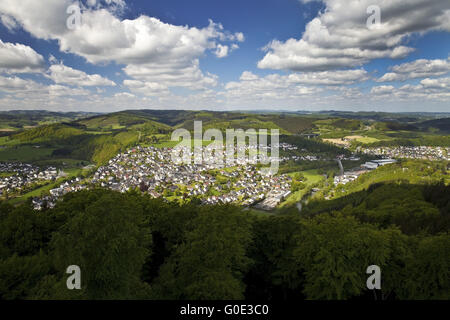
left=0, top=110, right=99, bottom=131
left=317, top=128, right=450, bottom=150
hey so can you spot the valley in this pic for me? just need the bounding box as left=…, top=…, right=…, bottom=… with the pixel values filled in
left=0, top=110, right=448, bottom=213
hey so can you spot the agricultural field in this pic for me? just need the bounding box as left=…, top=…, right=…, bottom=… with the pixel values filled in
left=0, top=145, right=55, bottom=162
left=0, top=110, right=98, bottom=132
left=323, top=135, right=380, bottom=147
left=279, top=170, right=325, bottom=208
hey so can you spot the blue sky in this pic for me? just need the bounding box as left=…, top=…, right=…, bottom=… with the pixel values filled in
left=0, top=0, right=449, bottom=112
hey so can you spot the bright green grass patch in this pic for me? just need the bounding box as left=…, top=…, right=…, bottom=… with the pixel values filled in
left=0, top=126, right=16, bottom=131
left=278, top=189, right=308, bottom=208
left=150, top=138, right=214, bottom=148
left=354, top=136, right=380, bottom=144
left=7, top=167, right=88, bottom=205
left=0, top=172, right=15, bottom=178
left=0, top=136, right=24, bottom=146
left=303, top=170, right=325, bottom=184
left=62, top=167, right=85, bottom=177
left=9, top=183, right=54, bottom=204
left=85, top=131, right=113, bottom=135
left=8, top=179, right=66, bottom=205
left=280, top=170, right=324, bottom=208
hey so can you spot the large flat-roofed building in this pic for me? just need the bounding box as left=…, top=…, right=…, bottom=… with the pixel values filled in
left=372, top=159, right=397, bottom=165
left=361, top=159, right=396, bottom=170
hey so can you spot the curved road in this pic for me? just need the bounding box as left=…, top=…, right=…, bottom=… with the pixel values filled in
left=336, top=158, right=344, bottom=176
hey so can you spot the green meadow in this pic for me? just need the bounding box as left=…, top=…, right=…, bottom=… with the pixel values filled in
left=279, top=170, right=325, bottom=208
left=0, top=146, right=54, bottom=162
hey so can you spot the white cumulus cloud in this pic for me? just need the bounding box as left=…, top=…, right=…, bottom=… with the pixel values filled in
left=259, top=0, right=450, bottom=72
left=377, top=57, right=450, bottom=82
left=47, top=63, right=116, bottom=87
left=0, top=40, right=44, bottom=73
left=0, top=1, right=242, bottom=90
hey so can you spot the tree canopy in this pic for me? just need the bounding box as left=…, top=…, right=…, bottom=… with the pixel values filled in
left=0, top=183, right=448, bottom=300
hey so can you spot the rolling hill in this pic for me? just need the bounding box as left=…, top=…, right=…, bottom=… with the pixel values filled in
left=1, top=109, right=449, bottom=166
left=416, top=118, right=450, bottom=133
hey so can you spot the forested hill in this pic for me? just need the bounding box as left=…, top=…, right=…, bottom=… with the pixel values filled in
left=0, top=110, right=99, bottom=130
left=0, top=183, right=448, bottom=300
left=1, top=110, right=449, bottom=167
left=416, top=117, right=450, bottom=133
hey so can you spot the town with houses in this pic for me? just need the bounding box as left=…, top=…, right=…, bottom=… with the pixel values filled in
left=360, top=146, right=450, bottom=161
left=0, top=143, right=448, bottom=211
left=0, top=162, right=60, bottom=198
left=39, top=144, right=298, bottom=211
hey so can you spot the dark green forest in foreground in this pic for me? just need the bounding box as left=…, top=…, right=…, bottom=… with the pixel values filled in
left=0, top=182, right=448, bottom=300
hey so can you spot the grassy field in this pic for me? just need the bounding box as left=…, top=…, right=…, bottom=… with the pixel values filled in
left=279, top=170, right=325, bottom=208
left=149, top=138, right=215, bottom=148
left=323, top=135, right=381, bottom=147
left=0, top=136, right=25, bottom=146
left=0, top=146, right=54, bottom=162
left=353, top=136, right=380, bottom=144
left=8, top=182, right=57, bottom=205
left=7, top=166, right=88, bottom=205
left=0, top=172, right=15, bottom=178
